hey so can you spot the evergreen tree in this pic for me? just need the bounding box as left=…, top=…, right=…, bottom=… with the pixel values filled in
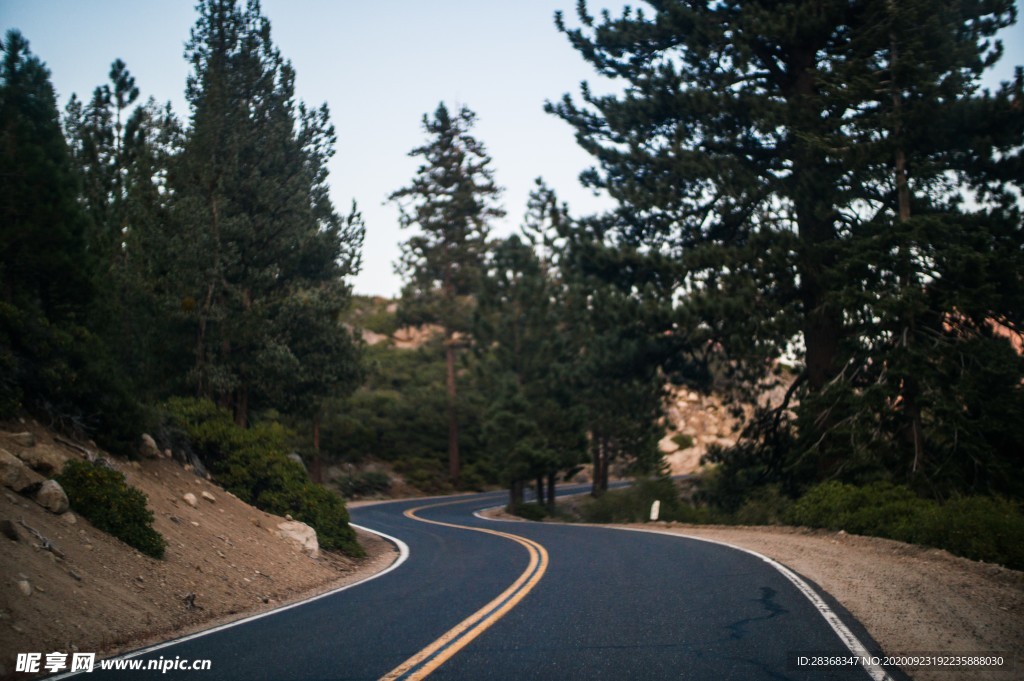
left=390, top=102, right=504, bottom=485
left=550, top=0, right=1023, bottom=497
left=64, top=61, right=186, bottom=403
left=0, top=31, right=139, bottom=449
left=475, top=232, right=586, bottom=507
left=173, top=0, right=363, bottom=430
left=1, top=30, right=91, bottom=324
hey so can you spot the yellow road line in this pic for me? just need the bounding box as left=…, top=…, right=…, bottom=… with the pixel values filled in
left=380, top=500, right=549, bottom=681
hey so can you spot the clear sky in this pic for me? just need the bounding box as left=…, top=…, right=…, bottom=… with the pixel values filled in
left=3, top=1, right=1022, bottom=298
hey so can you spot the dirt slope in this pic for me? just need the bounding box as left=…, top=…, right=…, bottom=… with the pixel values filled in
left=0, top=423, right=396, bottom=679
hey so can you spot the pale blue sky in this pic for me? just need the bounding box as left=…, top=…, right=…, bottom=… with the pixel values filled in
left=3, top=1, right=1021, bottom=297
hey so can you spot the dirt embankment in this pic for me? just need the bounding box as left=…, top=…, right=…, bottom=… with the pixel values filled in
left=0, top=423, right=397, bottom=679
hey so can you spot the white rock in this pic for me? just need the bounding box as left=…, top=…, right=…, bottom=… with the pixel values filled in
left=276, top=520, right=319, bottom=557
left=201, top=491, right=216, bottom=503
left=139, top=434, right=161, bottom=459
left=35, top=479, right=69, bottom=514
left=17, top=579, right=32, bottom=596
left=182, top=493, right=198, bottom=508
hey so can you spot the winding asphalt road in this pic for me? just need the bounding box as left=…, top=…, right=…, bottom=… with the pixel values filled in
left=75, top=489, right=904, bottom=680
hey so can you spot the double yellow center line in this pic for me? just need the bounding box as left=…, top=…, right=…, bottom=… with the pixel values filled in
left=380, top=500, right=549, bottom=680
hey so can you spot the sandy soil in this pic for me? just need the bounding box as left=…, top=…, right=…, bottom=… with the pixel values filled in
left=0, top=424, right=398, bottom=680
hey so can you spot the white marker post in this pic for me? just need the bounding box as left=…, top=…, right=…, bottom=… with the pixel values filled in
left=649, top=500, right=661, bottom=521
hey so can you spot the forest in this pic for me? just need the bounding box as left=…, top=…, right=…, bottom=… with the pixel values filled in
left=2, top=0, right=1022, bottom=564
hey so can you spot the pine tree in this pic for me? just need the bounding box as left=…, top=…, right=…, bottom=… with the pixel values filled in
left=1, top=30, right=91, bottom=322
left=550, top=0, right=1023, bottom=496
left=173, top=0, right=363, bottom=429
left=390, top=102, right=504, bottom=485
left=475, top=232, right=586, bottom=507
left=815, top=0, right=1024, bottom=493
left=0, top=31, right=141, bottom=449
left=523, top=182, right=668, bottom=497
left=64, top=61, right=187, bottom=402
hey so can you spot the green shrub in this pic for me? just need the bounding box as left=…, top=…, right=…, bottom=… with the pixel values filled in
left=732, top=484, right=792, bottom=525
left=257, top=481, right=361, bottom=554
left=393, top=456, right=449, bottom=493
left=336, top=470, right=392, bottom=498
left=577, top=478, right=706, bottom=524
left=671, top=433, right=695, bottom=450
left=787, top=481, right=930, bottom=539
left=788, top=481, right=1024, bottom=570
left=913, top=496, right=1024, bottom=570
left=509, top=502, right=549, bottom=521
left=163, top=398, right=363, bottom=557
left=57, top=459, right=166, bottom=559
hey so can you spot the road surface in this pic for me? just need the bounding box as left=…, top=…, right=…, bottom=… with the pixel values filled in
left=73, top=489, right=903, bottom=680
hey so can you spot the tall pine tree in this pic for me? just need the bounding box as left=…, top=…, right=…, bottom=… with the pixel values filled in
left=390, top=102, right=504, bottom=485
left=550, top=0, right=1022, bottom=497
left=173, top=0, right=363, bottom=430
left=475, top=231, right=587, bottom=507
left=0, top=31, right=141, bottom=449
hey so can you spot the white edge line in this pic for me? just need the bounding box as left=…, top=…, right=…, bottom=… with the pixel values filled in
left=473, top=506, right=518, bottom=522
left=49, top=524, right=410, bottom=679
left=473, top=507, right=893, bottom=681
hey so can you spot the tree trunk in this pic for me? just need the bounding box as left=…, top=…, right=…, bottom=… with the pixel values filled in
left=546, top=472, right=556, bottom=512
left=234, top=384, right=248, bottom=429
left=312, top=412, right=322, bottom=483
left=600, top=437, right=607, bottom=494
left=784, top=45, right=844, bottom=477
left=509, top=479, right=524, bottom=509
left=894, top=130, right=924, bottom=475
left=592, top=432, right=609, bottom=497
left=889, top=16, right=925, bottom=477
left=536, top=477, right=544, bottom=505
left=196, top=193, right=221, bottom=400
left=445, top=331, right=460, bottom=486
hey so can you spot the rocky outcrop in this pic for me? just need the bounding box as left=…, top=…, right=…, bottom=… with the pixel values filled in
left=35, top=480, right=69, bottom=514
left=14, top=444, right=68, bottom=476
left=277, top=520, right=319, bottom=557
left=659, top=388, right=743, bottom=475
left=139, top=434, right=162, bottom=459
left=659, top=378, right=796, bottom=475
left=1, top=448, right=45, bottom=492
left=361, top=329, right=389, bottom=346
left=391, top=324, right=444, bottom=349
